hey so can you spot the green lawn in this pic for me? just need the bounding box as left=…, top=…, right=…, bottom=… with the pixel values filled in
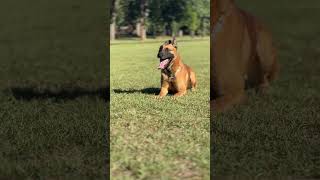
left=213, top=0, right=320, bottom=177
left=110, top=38, right=210, bottom=179
left=0, top=0, right=108, bottom=179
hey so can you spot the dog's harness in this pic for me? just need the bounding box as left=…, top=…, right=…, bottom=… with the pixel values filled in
left=164, top=58, right=181, bottom=82
left=212, top=5, right=233, bottom=40
left=212, top=15, right=224, bottom=40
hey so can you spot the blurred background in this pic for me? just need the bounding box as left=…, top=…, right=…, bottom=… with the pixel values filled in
left=110, top=0, right=210, bottom=40
left=213, top=0, right=320, bottom=177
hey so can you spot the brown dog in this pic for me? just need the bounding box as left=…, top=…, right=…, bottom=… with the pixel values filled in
left=156, top=38, right=197, bottom=98
left=211, top=0, right=279, bottom=112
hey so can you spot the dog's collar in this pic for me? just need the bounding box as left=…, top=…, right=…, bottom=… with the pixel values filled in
left=167, top=59, right=174, bottom=70
left=163, top=57, right=181, bottom=82
left=166, top=56, right=177, bottom=71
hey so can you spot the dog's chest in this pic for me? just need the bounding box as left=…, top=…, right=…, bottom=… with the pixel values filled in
left=161, top=71, right=175, bottom=82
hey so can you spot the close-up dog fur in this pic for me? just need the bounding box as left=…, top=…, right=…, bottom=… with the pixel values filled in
left=211, top=0, right=279, bottom=112
left=156, top=38, right=197, bottom=98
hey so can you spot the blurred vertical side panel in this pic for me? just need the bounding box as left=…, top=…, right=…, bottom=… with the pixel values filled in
left=0, top=0, right=110, bottom=179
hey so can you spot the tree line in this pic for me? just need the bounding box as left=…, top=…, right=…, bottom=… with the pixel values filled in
left=110, top=0, right=210, bottom=40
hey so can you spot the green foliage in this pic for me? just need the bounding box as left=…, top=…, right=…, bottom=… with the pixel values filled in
left=171, top=21, right=179, bottom=36
left=118, top=0, right=140, bottom=26
left=115, top=0, right=210, bottom=36
left=182, top=5, right=200, bottom=35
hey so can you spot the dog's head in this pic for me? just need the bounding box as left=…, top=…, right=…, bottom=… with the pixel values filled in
left=157, top=38, right=178, bottom=70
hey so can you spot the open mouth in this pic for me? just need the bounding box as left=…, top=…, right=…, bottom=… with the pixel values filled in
left=158, top=59, right=170, bottom=69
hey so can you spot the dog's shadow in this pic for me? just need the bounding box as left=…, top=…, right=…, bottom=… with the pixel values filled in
left=6, top=86, right=109, bottom=102
left=113, top=87, right=160, bottom=95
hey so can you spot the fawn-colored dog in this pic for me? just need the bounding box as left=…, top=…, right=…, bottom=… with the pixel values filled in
left=156, top=38, right=197, bottom=98
left=211, top=0, right=279, bottom=112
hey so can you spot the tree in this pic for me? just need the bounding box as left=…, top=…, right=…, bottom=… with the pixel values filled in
left=162, top=0, right=187, bottom=36
left=149, top=0, right=165, bottom=36
left=188, top=10, right=199, bottom=37
left=118, top=0, right=147, bottom=38
left=179, top=0, right=209, bottom=37
left=193, top=0, right=210, bottom=36
left=110, top=0, right=118, bottom=41
left=139, top=0, right=149, bottom=40
left=111, top=0, right=210, bottom=38
left=171, top=21, right=179, bottom=37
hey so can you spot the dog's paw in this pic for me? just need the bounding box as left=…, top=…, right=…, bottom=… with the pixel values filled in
left=171, top=96, right=178, bottom=100
left=210, top=100, right=225, bottom=113
left=256, top=84, right=269, bottom=95
left=154, top=95, right=164, bottom=99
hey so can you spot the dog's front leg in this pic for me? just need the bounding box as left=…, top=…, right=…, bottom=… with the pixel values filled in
left=157, top=87, right=169, bottom=98
left=173, top=83, right=187, bottom=99
left=156, top=81, right=169, bottom=99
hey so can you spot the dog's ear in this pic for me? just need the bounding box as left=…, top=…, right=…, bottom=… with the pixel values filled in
left=218, top=0, right=233, bottom=13
left=164, top=40, right=171, bottom=45
left=172, top=37, right=178, bottom=49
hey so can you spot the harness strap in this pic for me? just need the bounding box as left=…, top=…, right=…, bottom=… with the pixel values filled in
left=164, top=58, right=183, bottom=82
left=212, top=15, right=224, bottom=40
left=212, top=3, right=233, bottom=40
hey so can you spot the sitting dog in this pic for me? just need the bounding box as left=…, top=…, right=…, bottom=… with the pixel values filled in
left=156, top=38, right=197, bottom=98
left=211, top=0, right=279, bottom=112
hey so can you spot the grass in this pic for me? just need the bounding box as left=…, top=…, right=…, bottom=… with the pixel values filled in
left=212, top=0, right=320, bottom=178
left=0, top=0, right=108, bottom=179
left=110, top=37, right=210, bottom=179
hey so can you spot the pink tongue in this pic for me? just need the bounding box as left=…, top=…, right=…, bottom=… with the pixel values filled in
left=158, top=59, right=169, bottom=69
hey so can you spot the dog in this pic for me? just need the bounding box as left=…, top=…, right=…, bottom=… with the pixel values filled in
left=156, top=38, right=197, bottom=98
left=211, top=0, right=279, bottom=112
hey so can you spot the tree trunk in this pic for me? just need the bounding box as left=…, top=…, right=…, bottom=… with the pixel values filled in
left=110, top=23, right=116, bottom=41
left=171, top=28, right=175, bottom=37
left=190, top=30, right=195, bottom=38
left=140, top=23, right=147, bottom=40
left=110, top=0, right=117, bottom=41
left=179, top=30, right=183, bottom=37
left=140, top=0, right=148, bottom=41
left=136, top=22, right=141, bottom=37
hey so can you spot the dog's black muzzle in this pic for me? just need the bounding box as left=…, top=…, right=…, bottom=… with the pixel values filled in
left=157, top=51, right=174, bottom=62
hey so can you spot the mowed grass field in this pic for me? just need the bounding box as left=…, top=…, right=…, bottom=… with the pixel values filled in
left=110, top=38, right=210, bottom=179
left=213, top=0, right=320, bottom=177
left=0, top=0, right=108, bottom=179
